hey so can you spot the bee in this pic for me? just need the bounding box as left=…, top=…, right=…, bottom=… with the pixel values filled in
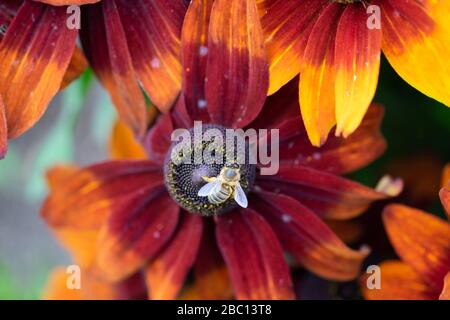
left=197, top=163, right=248, bottom=208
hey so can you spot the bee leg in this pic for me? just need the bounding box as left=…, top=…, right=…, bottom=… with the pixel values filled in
left=202, top=176, right=216, bottom=183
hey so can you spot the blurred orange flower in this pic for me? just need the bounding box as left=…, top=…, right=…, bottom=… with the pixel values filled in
left=362, top=180, right=450, bottom=300
left=261, top=0, right=450, bottom=146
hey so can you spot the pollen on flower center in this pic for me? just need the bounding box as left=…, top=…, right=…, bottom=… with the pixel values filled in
left=164, top=124, right=256, bottom=216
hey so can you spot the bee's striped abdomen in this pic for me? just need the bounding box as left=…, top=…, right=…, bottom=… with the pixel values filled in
left=208, top=185, right=232, bottom=205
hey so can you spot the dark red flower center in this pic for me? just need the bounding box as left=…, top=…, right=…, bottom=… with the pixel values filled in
left=164, top=124, right=256, bottom=216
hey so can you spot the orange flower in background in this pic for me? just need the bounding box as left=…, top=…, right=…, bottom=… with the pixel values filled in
left=42, top=122, right=148, bottom=300
left=261, top=0, right=450, bottom=146
left=361, top=177, right=450, bottom=300
left=41, top=0, right=392, bottom=300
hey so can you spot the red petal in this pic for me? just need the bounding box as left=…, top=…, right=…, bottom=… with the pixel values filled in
left=261, top=0, right=327, bottom=95
left=115, top=0, right=185, bottom=112
left=216, top=209, right=294, bottom=300
left=256, top=165, right=386, bottom=220
left=146, top=213, right=203, bottom=300
left=144, top=113, right=174, bottom=165
left=96, top=189, right=180, bottom=282
left=181, top=0, right=213, bottom=122
left=247, top=78, right=300, bottom=130
left=0, top=1, right=77, bottom=138
left=277, top=103, right=386, bottom=175
left=252, top=191, right=370, bottom=281
left=185, top=220, right=233, bottom=299
left=383, top=204, right=450, bottom=290
left=41, top=160, right=163, bottom=229
left=80, top=2, right=147, bottom=137
left=334, top=3, right=381, bottom=137
left=206, top=0, right=269, bottom=128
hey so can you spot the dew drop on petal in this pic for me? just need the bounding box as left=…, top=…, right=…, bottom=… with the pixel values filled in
left=199, top=45, right=208, bottom=56
left=197, top=99, right=207, bottom=109
left=151, top=57, right=161, bottom=69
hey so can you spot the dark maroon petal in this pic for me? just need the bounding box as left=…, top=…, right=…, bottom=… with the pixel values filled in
left=96, top=188, right=180, bottom=282
left=81, top=2, right=147, bottom=138
left=252, top=191, right=370, bottom=281
left=181, top=0, right=213, bottom=122
left=115, top=0, right=186, bottom=112
left=188, top=220, right=233, bottom=299
left=143, top=113, right=174, bottom=165
left=206, top=0, right=269, bottom=128
left=247, top=78, right=300, bottom=130
left=256, top=165, right=386, bottom=220
left=277, top=103, right=386, bottom=175
left=41, top=160, right=163, bottom=229
left=216, top=209, right=294, bottom=300
left=146, top=213, right=203, bottom=299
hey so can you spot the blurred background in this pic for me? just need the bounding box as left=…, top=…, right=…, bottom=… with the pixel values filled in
left=0, top=58, right=449, bottom=299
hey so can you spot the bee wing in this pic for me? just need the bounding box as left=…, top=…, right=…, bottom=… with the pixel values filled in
left=234, top=184, right=248, bottom=208
left=198, top=180, right=221, bottom=197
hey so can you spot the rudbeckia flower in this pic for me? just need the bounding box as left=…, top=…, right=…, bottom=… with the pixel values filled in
left=0, top=0, right=88, bottom=159
left=261, top=0, right=450, bottom=146
left=0, top=0, right=184, bottom=158
left=361, top=180, right=450, bottom=300
left=41, top=0, right=392, bottom=300
left=43, top=119, right=151, bottom=300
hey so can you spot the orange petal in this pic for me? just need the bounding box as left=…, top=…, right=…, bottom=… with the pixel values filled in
left=146, top=214, right=203, bottom=300
left=378, top=0, right=450, bottom=107
left=361, top=260, right=438, bottom=300
left=0, top=1, right=77, bottom=138
left=253, top=191, right=370, bottom=281
left=440, top=271, right=450, bottom=300
left=109, top=119, right=147, bottom=160
left=205, top=0, right=269, bottom=128
left=299, top=3, right=342, bottom=147
left=42, top=268, right=147, bottom=300
left=41, top=161, right=162, bottom=229
left=216, top=209, right=295, bottom=300
left=53, top=228, right=99, bottom=269
left=114, top=0, right=185, bottom=112
left=383, top=204, right=450, bottom=290
left=60, top=47, right=88, bottom=90
left=0, top=95, right=6, bottom=159
left=42, top=267, right=83, bottom=300
left=80, top=2, right=147, bottom=137
left=95, top=190, right=179, bottom=282
left=261, top=0, right=327, bottom=95
left=334, top=3, right=381, bottom=138
left=45, top=164, right=80, bottom=190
